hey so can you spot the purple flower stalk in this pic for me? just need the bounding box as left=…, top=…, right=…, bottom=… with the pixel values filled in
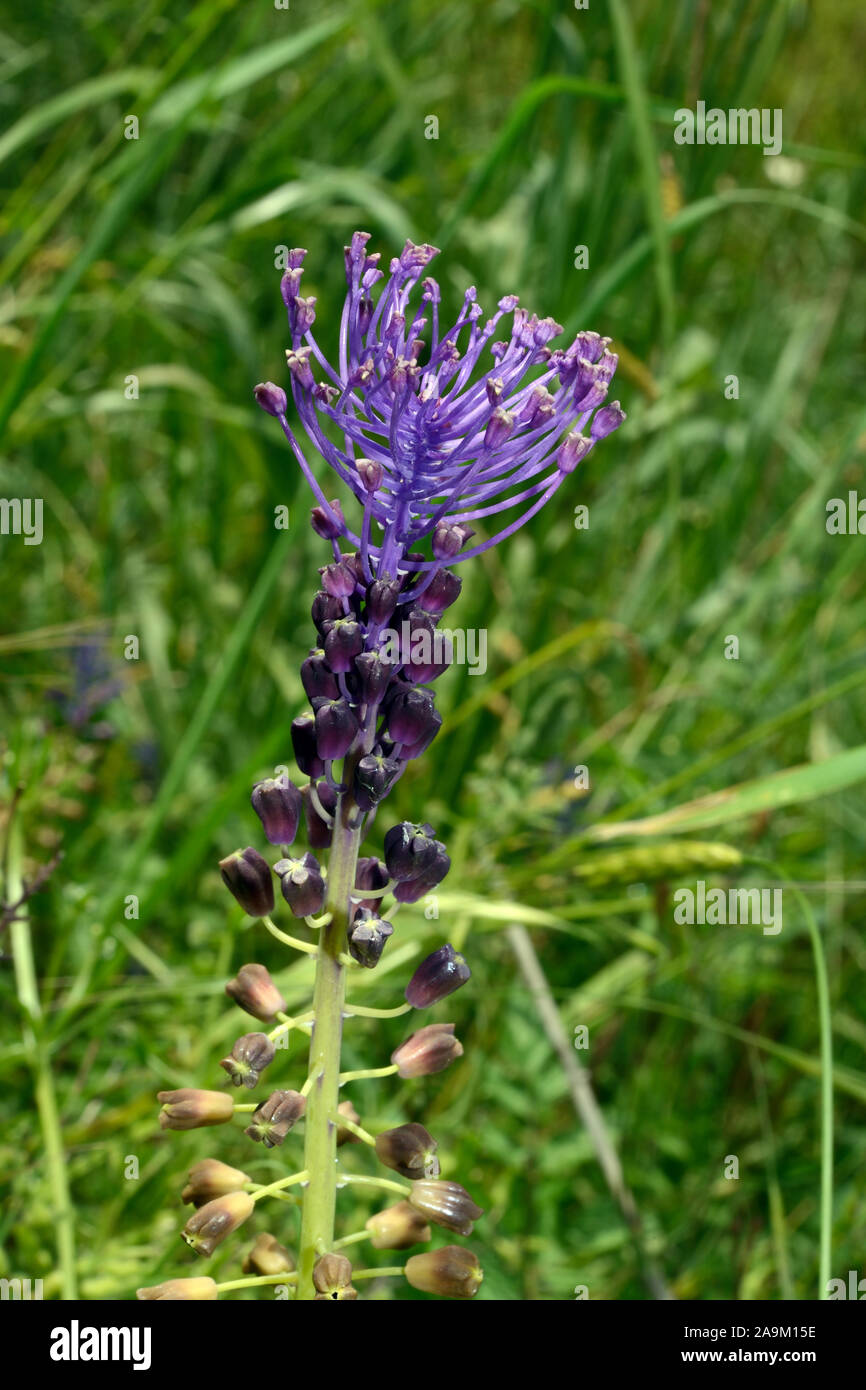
left=149, top=234, right=623, bottom=1306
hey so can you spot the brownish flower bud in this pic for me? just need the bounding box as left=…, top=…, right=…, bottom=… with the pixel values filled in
left=182, top=1191, right=255, bottom=1257
left=408, top=1179, right=483, bottom=1235
left=225, top=963, right=287, bottom=1022
left=336, top=1099, right=361, bottom=1147
left=242, top=1232, right=295, bottom=1276
left=375, top=1122, right=440, bottom=1179
left=182, top=1158, right=251, bottom=1207
left=136, top=1277, right=218, bottom=1301
left=244, top=1089, right=306, bottom=1147
left=404, top=1246, right=483, bottom=1299
left=158, top=1088, right=234, bottom=1132
left=365, top=1201, right=431, bottom=1250
left=219, top=1031, right=276, bottom=1089
left=391, top=1023, right=463, bottom=1078
left=312, top=1252, right=358, bottom=1300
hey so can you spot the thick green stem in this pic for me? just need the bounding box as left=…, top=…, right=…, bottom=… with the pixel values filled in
left=295, top=789, right=362, bottom=1299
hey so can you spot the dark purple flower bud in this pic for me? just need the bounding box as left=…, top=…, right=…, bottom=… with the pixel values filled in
left=406, top=943, right=470, bottom=1008
left=392, top=842, right=450, bottom=902
left=291, top=713, right=325, bottom=779
left=311, top=498, right=345, bottom=540
left=383, top=820, right=438, bottom=881
left=274, top=852, right=326, bottom=917
left=405, top=1246, right=483, bottom=1299
left=392, top=1023, right=463, bottom=1078
left=591, top=400, right=626, bottom=440
left=225, top=963, right=287, bottom=1022
left=396, top=706, right=442, bottom=760
left=366, top=1202, right=431, bottom=1250
left=355, top=856, right=390, bottom=891
left=301, top=649, right=340, bottom=702
left=158, top=1088, right=234, bottom=1131
left=419, top=568, right=462, bottom=616
left=354, top=753, right=401, bottom=811
left=324, top=618, right=364, bottom=673
left=285, top=346, right=314, bottom=390
left=375, top=1122, right=440, bottom=1179
left=347, top=908, right=393, bottom=967
left=432, top=521, right=475, bottom=560
left=366, top=576, right=401, bottom=624
left=314, top=698, right=359, bottom=760
left=354, top=651, right=392, bottom=704
left=302, top=781, right=337, bottom=849
left=387, top=686, right=437, bottom=746
left=357, top=457, right=383, bottom=492
left=182, top=1192, right=255, bottom=1257
left=219, top=1032, right=276, bottom=1089
left=557, top=431, right=591, bottom=475
left=312, top=589, right=343, bottom=634
left=407, top=1179, right=483, bottom=1236
left=244, top=1089, right=306, bottom=1147
left=319, top=561, right=356, bottom=599
left=251, top=776, right=302, bottom=846
left=219, top=847, right=274, bottom=917
left=313, top=1253, right=357, bottom=1301
left=253, top=381, right=287, bottom=416
left=484, top=406, right=515, bottom=449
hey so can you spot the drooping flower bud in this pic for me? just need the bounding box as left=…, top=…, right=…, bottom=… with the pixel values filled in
left=301, top=649, right=340, bottom=702
left=354, top=752, right=401, bottom=811
left=407, top=1179, right=483, bottom=1235
left=336, top=1099, right=362, bottom=1146
left=314, top=698, right=359, bottom=761
left=392, top=842, right=450, bottom=902
left=365, top=1201, right=432, bottom=1250
left=312, top=589, right=343, bottom=634
left=383, top=821, right=438, bottom=881
left=375, top=1122, right=440, bottom=1179
left=404, top=1246, right=483, bottom=1299
left=274, top=852, right=326, bottom=917
left=313, top=1253, right=358, bottom=1300
left=355, top=856, right=390, bottom=892
left=302, top=780, right=337, bottom=849
left=182, top=1158, right=250, bottom=1207
left=366, top=576, right=401, bottom=624
left=399, top=706, right=442, bottom=760
left=319, top=560, right=356, bottom=598
left=158, top=1088, right=234, bottom=1132
left=137, top=1278, right=218, bottom=1301
left=348, top=908, right=393, bottom=968
left=291, top=713, right=325, bottom=778
left=324, top=618, right=364, bottom=673
left=251, top=776, right=302, bottom=846
left=219, top=847, right=274, bottom=917
left=310, top=498, right=345, bottom=540
left=432, top=521, right=474, bottom=560
left=405, top=943, right=470, bottom=1008
left=391, top=1023, right=463, bottom=1078
left=225, top=963, right=287, bottom=1022
left=253, top=381, right=287, bottom=416
left=244, top=1089, right=306, bottom=1147
left=354, top=651, right=392, bottom=704
left=219, top=1031, right=276, bottom=1089
left=182, top=1191, right=255, bottom=1257
left=242, top=1232, right=295, bottom=1276
left=386, top=686, right=437, bottom=747
left=418, top=568, right=462, bottom=616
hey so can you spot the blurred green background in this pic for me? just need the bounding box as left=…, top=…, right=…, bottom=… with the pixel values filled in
left=1, top=0, right=865, bottom=1301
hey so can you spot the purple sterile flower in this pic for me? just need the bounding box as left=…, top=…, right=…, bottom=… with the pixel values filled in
left=256, top=232, right=624, bottom=586
left=274, top=852, right=326, bottom=918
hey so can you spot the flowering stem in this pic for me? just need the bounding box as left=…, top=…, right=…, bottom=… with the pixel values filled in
left=216, top=1272, right=299, bottom=1294
left=330, top=1112, right=376, bottom=1146
left=251, top=1170, right=309, bottom=1203
left=343, top=1000, right=412, bottom=1019
left=339, top=1064, right=398, bottom=1083
left=296, top=786, right=363, bottom=1300
left=263, top=917, right=319, bottom=956
left=339, top=1173, right=411, bottom=1198
left=332, top=1229, right=372, bottom=1250
left=353, top=1266, right=405, bottom=1281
